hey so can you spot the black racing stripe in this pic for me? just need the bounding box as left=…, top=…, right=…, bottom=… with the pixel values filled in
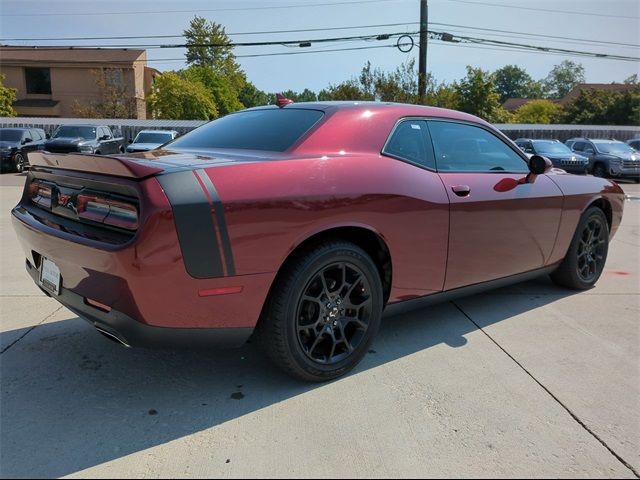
left=157, top=171, right=224, bottom=279
left=194, top=169, right=236, bottom=277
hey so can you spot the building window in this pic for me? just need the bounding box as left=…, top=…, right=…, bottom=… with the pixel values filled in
left=25, top=67, right=51, bottom=94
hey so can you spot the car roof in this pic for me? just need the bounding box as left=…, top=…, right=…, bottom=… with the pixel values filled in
left=243, top=100, right=492, bottom=126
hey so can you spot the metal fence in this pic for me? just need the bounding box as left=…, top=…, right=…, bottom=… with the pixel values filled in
left=1, top=117, right=638, bottom=143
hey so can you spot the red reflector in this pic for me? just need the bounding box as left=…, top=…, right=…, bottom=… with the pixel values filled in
left=84, top=297, right=112, bottom=313
left=198, top=286, right=243, bottom=297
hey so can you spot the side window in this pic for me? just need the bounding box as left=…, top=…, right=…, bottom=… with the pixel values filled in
left=382, top=120, right=435, bottom=170
left=523, top=142, right=535, bottom=154
left=30, top=129, right=42, bottom=141
left=583, top=143, right=595, bottom=154
left=103, top=127, right=112, bottom=139
left=428, top=121, right=528, bottom=173
left=572, top=141, right=585, bottom=152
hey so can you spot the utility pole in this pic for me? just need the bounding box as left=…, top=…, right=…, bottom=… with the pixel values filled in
left=418, top=0, right=428, bottom=104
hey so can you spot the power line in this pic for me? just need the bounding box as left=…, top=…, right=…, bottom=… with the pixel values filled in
left=4, top=21, right=636, bottom=52
left=443, top=0, right=639, bottom=20
left=429, top=22, right=640, bottom=49
left=0, top=0, right=406, bottom=17
left=0, top=22, right=420, bottom=42
left=0, top=31, right=419, bottom=50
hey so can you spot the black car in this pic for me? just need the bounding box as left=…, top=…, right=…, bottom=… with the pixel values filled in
left=566, top=138, right=640, bottom=181
left=515, top=138, right=589, bottom=174
left=44, top=125, right=125, bottom=155
left=0, top=127, right=47, bottom=173
left=627, top=138, right=640, bottom=151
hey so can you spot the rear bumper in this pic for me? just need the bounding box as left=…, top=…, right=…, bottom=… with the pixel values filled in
left=25, top=259, right=252, bottom=348
left=11, top=191, right=276, bottom=333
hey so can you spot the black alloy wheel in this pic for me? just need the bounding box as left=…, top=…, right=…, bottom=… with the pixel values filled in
left=550, top=207, right=609, bottom=290
left=576, top=216, right=607, bottom=284
left=14, top=153, right=25, bottom=173
left=296, top=262, right=373, bottom=365
left=259, top=240, right=383, bottom=382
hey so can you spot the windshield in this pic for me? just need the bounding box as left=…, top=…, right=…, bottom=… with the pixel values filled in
left=595, top=142, right=634, bottom=155
left=0, top=130, right=23, bottom=142
left=134, top=132, right=173, bottom=144
left=533, top=141, right=572, bottom=155
left=53, top=126, right=96, bottom=140
left=167, top=108, right=324, bottom=152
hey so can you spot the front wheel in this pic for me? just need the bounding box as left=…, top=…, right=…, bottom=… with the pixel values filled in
left=550, top=207, right=609, bottom=290
left=13, top=153, right=26, bottom=173
left=258, top=241, right=384, bottom=382
left=592, top=164, right=607, bottom=178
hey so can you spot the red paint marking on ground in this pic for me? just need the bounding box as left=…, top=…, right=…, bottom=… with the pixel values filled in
left=606, top=270, right=630, bottom=276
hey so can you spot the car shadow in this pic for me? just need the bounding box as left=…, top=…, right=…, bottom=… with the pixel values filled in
left=0, top=276, right=578, bottom=478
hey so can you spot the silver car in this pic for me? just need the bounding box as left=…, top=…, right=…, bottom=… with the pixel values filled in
left=126, top=130, right=179, bottom=153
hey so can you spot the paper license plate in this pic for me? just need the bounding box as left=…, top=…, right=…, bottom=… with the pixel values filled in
left=39, top=257, right=61, bottom=296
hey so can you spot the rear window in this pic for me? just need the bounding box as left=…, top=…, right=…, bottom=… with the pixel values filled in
left=167, top=108, right=324, bottom=152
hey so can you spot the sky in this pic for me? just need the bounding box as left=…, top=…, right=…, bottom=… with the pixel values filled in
left=1, top=0, right=639, bottom=93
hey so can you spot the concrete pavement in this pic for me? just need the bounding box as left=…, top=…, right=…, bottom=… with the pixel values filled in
left=1, top=172, right=638, bottom=478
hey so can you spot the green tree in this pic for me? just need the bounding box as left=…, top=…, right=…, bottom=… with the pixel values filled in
left=560, top=86, right=640, bottom=125
left=239, top=81, right=270, bottom=108
left=0, top=74, right=17, bottom=117
left=280, top=89, right=318, bottom=103
left=318, top=80, right=370, bottom=101
left=72, top=68, right=137, bottom=118
left=372, top=60, right=418, bottom=103
left=183, top=15, right=246, bottom=111
left=493, top=65, right=535, bottom=102
left=544, top=60, right=585, bottom=99
left=425, top=81, right=460, bottom=110
left=454, top=66, right=510, bottom=122
left=181, top=65, right=243, bottom=116
left=513, top=99, right=561, bottom=124
left=147, top=72, right=218, bottom=120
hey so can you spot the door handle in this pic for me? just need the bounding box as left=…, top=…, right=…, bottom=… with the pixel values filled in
left=451, top=185, right=471, bottom=197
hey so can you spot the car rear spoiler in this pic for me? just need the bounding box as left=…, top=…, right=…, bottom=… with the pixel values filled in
left=28, top=152, right=164, bottom=179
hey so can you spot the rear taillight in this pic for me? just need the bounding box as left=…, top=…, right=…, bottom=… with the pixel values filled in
left=29, top=182, right=52, bottom=209
left=77, top=194, right=138, bottom=230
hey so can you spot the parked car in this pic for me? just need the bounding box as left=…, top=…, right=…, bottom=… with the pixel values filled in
left=13, top=102, right=624, bottom=381
left=565, top=137, right=640, bottom=182
left=514, top=138, right=589, bottom=174
left=126, top=130, right=179, bottom=153
left=627, top=138, right=640, bottom=151
left=0, top=127, right=47, bottom=173
left=44, top=124, right=124, bottom=155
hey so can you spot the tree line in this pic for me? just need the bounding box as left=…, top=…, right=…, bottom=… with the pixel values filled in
left=0, top=16, right=637, bottom=125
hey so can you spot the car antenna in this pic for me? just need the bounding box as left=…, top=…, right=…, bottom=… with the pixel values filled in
left=275, top=93, right=294, bottom=108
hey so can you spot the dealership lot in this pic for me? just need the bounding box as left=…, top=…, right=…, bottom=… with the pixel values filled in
left=0, top=173, right=638, bottom=478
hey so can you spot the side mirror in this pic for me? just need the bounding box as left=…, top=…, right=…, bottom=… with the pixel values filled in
left=526, top=155, right=553, bottom=183
left=45, top=134, right=51, bottom=139
left=128, top=139, right=133, bottom=144
left=22, top=138, right=32, bottom=144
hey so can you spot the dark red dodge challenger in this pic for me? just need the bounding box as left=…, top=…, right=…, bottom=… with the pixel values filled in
left=13, top=102, right=624, bottom=381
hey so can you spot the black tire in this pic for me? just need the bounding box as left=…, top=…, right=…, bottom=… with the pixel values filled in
left=592, top=163, right=607, bottom=178
left=13, top=153, right=25, bottom=173
left=550, top=207, right=609, bottom=290
left=258, top=241, right=383, bottom=382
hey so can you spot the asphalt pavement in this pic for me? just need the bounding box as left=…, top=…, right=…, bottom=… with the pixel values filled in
left=0, top=172, right=638, bottom=478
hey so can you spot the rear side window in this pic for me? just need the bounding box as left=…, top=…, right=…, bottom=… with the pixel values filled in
left=168, top=108, right=324, bottom=152
left=428, top=121, right=528, bottom=173
left=382, top=120, right=435, bottom=169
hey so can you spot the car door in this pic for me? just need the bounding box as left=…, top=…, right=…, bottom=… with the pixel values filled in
left=381, top=118, right=449, bottom=293
left=427, top=120, right=564, bottom=290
